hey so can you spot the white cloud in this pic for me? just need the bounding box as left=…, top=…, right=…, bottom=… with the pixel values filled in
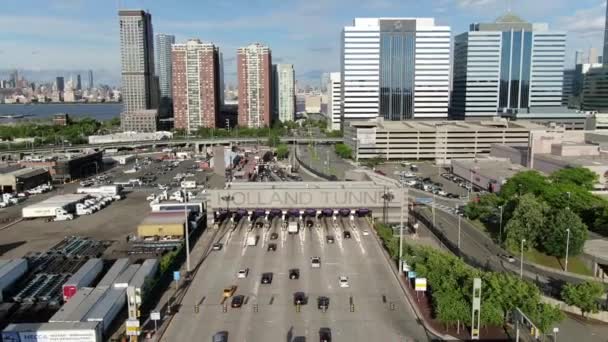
left=457, top=0, right=497, bottom=8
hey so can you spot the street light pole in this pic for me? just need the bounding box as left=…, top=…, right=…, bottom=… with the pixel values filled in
left=432, top=193, right=436, bottom=228
left=184, top=192, right=191, bottom=274
left=458, top=213, right=461, bottom=251
left=520, top=239, right=526, bottom=278
left=565, top=228, right=571, bottom=272
left=499, top=205, right=504, bottom=244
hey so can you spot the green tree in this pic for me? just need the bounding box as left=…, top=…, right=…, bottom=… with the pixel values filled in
left=504, top=194, right=547, bottom=251
left=334, top=143, right=352, bottom=159
left=500, top=171, right=549, bottom=200
left=275, top=144, right=289, bottom=160
left=540, top=209, right=588, bottom=257
left=561, top=281, right=606, bottom=318
left=363, top=156, right=384, bottom=169
left=267, top=134, right=280, bottom=147
left=464, top=193, right=503, bottom=221
left=551, top=167, right=598, bottom=190
left=527, top=303, right=565, bottom=333
left=592, top=206, right=608, bottom=235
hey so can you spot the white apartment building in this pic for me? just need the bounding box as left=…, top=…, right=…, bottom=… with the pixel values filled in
left=275, top=64, right=295, bottom=122
left=451, top=14, right=566, bottom=119
left=341, top=17, right=451, bottom=122
left=327, top=72, right=342, bottom=131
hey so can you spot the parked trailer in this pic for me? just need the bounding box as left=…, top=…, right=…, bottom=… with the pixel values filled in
left=76, top=185, right=123, bottom=197
left=49, top=287, right=94, bottom=323
left=96, top=259, right=130, bottom=289
left=2, top=321, right=102, bottom=342
left=62, top=258, right=103, bottom=302
left=21, top=194, right=88, bottom=218
left=84, top=287, right=127, bottom=333
left=113, top=265, right=140, bottom=289
left=0, top=259, right=28, bottom=301
left=126, top=260, right=159, bottom=319
left=64, top=287, right=108, bottom=322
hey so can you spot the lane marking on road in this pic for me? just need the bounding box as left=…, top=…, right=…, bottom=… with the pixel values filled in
left=281, top=228, right=287, bottom=249
left=333, top=225, right=345, bottom=254
left=299, top=226, right=305, bottom=253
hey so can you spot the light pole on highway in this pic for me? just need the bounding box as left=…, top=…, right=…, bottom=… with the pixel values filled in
left=184, top=192, right=191, bottom=274
left=457, top=212, right=461, bottom=251
left=520, top=239, right=526, bottom=278
left=498, top=205, right=504, bottom=244
left=564, top=228, right=571, bottom=272
left=432, top=193, right=436, bottom=228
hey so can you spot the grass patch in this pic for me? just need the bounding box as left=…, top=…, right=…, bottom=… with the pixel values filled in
left=524, top=249, right=593, bottom=277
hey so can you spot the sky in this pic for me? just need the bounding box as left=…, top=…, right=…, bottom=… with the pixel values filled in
left=0, top=0, right=606, bottom=86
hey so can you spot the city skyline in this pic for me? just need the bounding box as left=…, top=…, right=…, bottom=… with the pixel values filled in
left=0, top=0, right=604, bottom=86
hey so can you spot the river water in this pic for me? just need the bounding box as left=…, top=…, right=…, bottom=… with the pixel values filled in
left=0, top=103, right=123, bottom=121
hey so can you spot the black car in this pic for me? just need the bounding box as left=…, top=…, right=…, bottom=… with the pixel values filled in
left=289, top=268, right=300, bottom=279
left=270, top=232, right=279, bottom=240
left=261, top=272, right=273, bottom=284
left=267, top=243, right=277, bottom=251
left=317, top=296, right=330, bottom=310
left=231, top=295, right=244, bottom=308
left=293, top=292, right=306, bottom=305
left=319, top=328, right=332, bottom=342
left=326, top=235, right=335, bottom=244
left=343, top=231, right=351, bottom=239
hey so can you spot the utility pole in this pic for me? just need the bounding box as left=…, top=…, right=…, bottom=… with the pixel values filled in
left=520, top=239, right=526, bottom=278
left=565, top=228, right=571, bottom=272
left=184, top=192, right=191, bottom=273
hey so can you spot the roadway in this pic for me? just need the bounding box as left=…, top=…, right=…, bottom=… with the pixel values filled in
left=162, top=215, right=427, bottom=341
left=0, top=137, right=343, bottom=154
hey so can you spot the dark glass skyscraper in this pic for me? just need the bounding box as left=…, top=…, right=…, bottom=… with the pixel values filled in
left=498, top=30, right=532, bottom=111
left=379, top=20, right=416, bottom=121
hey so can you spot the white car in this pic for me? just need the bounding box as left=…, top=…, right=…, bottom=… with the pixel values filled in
left=362, top=230, right=370, bottom=236
left=339, top=276, right=350, bottom=288
left=237, top=268, right=249, bottom=278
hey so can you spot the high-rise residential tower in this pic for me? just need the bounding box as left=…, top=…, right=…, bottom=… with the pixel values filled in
left=155, top=34, right=175, bottom=100
left=273, top=64, right=295, bottom=122
left=451, top=14, right=566, bottom=119
left=237, top=43, right=272, bottom=128
left=327, top=72, right=342, bottom=131
left=119, top=9, right=158, bottom=132
left=87, top=70, right=94, bottom=89
left=172, top=39, right=221, bottom=132
left=219, top=52, right=225, bottom=106
left=341, top=18, right=451, bottom=122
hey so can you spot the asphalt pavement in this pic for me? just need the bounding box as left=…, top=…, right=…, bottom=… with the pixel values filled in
left=161, top=215, right=427, bottom=341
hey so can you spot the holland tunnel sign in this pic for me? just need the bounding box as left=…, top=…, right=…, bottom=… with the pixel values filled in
left=207, top=188, right=404, bottom=209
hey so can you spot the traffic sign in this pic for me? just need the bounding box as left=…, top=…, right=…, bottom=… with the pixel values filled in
left=415, top=278, right=427, bottom=291
left=151, top=311, right=161, bottom=321
left=125, top=319, right=140, bottom=336
left=407, top=271, right=417, bottom=279
left=173, top=271, right=181, bottom=281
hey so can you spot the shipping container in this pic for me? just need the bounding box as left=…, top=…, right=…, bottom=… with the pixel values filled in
left=62, top=258, right=103, bottom=301
left=0, top=259, right=27, bottom=301
left=129, top=259, right=159, bottom=290
left=84, top=288, right=126, bottom=333
left=48, top=287, right=94, bottom=323
left=137, top=212, right=186, bottom=238
left=113, top=265, right=140, bottom=289
left=96, top=259, right=130, bottom=289
left=0, top=260, right=11, bottom=271
left=2, top=321, right=102, bottom=342
left=76, top=185, right=122, bottom=197
left=64, top=287, right=108, bottom=322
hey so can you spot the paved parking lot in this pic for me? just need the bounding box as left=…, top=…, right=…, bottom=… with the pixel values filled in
left=376, top=162, right=473, bottom=198
left=163, top=215, right=426, bottom=341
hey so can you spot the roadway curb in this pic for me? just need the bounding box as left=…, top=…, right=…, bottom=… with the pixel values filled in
left=370, top=223, right=456, bottom=341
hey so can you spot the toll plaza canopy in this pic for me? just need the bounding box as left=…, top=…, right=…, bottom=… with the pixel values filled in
left=205, top=181, right=407, bottom=215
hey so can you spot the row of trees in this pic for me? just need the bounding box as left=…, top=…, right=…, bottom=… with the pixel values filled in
left=0, top=117, right=120, bottom=146
left=465, top=168, right=605, bottom=258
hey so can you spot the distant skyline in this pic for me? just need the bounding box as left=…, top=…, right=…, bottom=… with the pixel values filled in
left=0, top=0, right=605, bottom=86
